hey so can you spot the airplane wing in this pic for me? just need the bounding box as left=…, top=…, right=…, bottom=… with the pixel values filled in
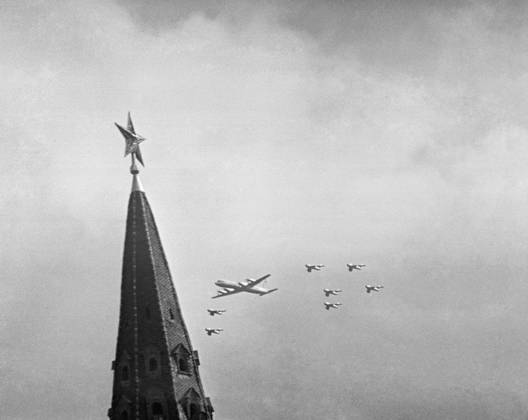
left=212, top=288, right=242, bottom=299
left=245, top=274, right=271, bottom=288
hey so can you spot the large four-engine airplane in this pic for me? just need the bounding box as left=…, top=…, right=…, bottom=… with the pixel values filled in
left=305, top=264, right=325, bottom=272
left=347, top=263, right=366, bottom=271
left=207, top=309, right=226, bottom=316
left=323, top=288, right=342, bottom=297
left=212, top=274, right=277, bottom=299
left=205, top=328, right=223, bottom=336
left=324, top=302, right=342, bottom=310
left=365, top=285, right=384, bottom=293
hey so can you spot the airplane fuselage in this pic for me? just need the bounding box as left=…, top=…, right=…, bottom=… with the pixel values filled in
left=215, top=280, right=270, bottom=295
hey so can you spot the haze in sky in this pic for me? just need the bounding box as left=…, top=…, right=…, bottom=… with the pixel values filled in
left=2, top=0, right=528, bottom=419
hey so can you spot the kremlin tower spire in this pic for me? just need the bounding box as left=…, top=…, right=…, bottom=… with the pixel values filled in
left=109, top=114, right=214, bottom=420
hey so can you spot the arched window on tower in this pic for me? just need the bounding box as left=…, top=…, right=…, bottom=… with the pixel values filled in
left=120, top=410, right=129, bottom=420
left=169, top=308, right=175, bottom=320
left=143, top=346, right=161, bottom=378
left=172, top=344, right=191, bottom=375
left=180, top=388, right=206, bottom=420
left=145, top=306, right=151, bottom=320
left=146, top=389, right=166, bottom=420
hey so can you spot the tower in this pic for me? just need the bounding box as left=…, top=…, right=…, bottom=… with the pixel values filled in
left=109, top=114, right=214, bottom=420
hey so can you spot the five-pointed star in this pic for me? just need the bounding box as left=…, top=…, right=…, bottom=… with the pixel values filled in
left=115, top=112, right=145, bottom=166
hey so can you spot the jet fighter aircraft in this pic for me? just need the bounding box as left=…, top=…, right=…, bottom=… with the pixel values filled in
left=212, top=274, right=277, bottom=299
left=323, top=288, right=342, bottom=297
left=207, top=309, right=226, bottom=316
left=305, top=264, right=325, bottom=272
left=365, top=285, right=384, bottom=293
left=324, top=302, right=342, bottom=310
left=347, top=264, right=366, bottom=272
left=205, top=328, right=223, bottom=336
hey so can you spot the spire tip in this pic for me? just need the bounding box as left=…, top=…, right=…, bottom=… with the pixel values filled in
left=131, top=173, right=144, bottom=192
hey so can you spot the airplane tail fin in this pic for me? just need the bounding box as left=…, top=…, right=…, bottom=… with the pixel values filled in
left=261, top=288, right=278, bottom=296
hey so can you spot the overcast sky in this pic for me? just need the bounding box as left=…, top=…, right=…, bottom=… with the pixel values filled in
left=2, top=0, right=528, bottom=419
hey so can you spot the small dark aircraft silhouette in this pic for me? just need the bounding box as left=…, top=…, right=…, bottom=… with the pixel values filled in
left=306, top=264, right=325, bottom=272
left=205, top=328, right=223, bottom=336
left=347, top=264, right=366, bottom=272
left=323, top=288, right=342, bottom=297
left=207, top=309, right=226, bottom=316
left=324, top=302, right=342, bottom=310
left=365, top=285, right=384, bottom=294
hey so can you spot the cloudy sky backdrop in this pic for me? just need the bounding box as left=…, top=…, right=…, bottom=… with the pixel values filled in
left=2, top=0, right=528, bottom=419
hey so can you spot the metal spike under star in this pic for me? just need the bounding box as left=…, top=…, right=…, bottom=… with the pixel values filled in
left=115, top=112, right=146, bottom=171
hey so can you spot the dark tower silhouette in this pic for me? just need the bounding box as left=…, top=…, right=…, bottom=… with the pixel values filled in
left=109, top=114, right=213, bottom=420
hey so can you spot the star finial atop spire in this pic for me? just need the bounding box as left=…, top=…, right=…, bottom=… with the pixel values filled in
left=115, top=112, right=146, bottom=192
left=115, top=112, right=146, bottom=174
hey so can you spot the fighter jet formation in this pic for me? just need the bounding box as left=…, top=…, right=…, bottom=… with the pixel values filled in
left=313, top=262, right=383, bottom=311
left=205, top=262, right=384, bottom=335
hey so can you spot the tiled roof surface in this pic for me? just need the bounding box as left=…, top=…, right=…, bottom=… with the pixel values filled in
left=110, top=191, right=212, bottom=420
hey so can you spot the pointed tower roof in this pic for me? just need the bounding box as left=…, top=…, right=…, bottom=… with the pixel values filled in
left=109, top=115, right=213, bottom=420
